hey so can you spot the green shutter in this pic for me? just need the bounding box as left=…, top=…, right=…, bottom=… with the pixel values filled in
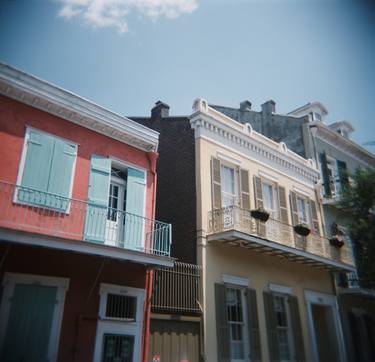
left=84, top=155, right=111, bottom=243
left=240, top=169, right=251, bottom=210
left=0, top=284, right=57, bottom=362
left=263, top=291, right=280, bottom=362
left=288, top=295, right=305, bottom=362
left=212, top=157, right=222, bottom=210
left=215, top=283, right=230, bottom=362
left=320, top=152, right=331, bottom=197
left=19, top=130, right=54, bottom=205
left=124, top=167, right=146, bottom=250
left=246, top=288, right=262, bottom=362
left=47, top=138, right=77, bottom=211
left=337, top=160, right=349, bottom=190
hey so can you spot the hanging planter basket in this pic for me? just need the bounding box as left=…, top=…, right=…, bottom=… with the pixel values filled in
left=250, top=208, right=270, bottom=222
left=294, top=223, right=311, bottom=236
left=329, top=235, right=345, bottom=248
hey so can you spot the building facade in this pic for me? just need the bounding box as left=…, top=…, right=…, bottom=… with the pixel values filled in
left=0, top=64, right=173, bottom=362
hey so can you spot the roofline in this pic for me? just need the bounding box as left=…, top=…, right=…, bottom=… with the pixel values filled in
left=0, top=62, right=159, bottom=152
left=288, top=101, right=328, bottom=116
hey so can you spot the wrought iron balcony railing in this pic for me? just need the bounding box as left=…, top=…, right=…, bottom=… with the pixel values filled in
left=151, top=262, right=201, bottom=314
left=208, top=205, right=354, bottom=266
left=0, top=181, right=171, bottom=257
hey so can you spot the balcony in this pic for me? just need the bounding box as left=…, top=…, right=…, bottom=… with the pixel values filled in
left=0, top=181, right=172, bottom=264
left=151, top=262, right=202, bottom=314
left=208, top=206, right=355, bottom=272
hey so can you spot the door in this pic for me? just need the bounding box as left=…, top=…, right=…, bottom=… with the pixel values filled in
left=0, top=284, right=57, bottom=362
left=106, top=178, right=126, bottom=247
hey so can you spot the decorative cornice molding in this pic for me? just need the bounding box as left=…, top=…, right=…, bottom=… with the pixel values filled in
left=313, top=123, right=375, bottom=167
left=190, top=102, right=320, bottom=186
left=0, top=63, right=159, bottom=152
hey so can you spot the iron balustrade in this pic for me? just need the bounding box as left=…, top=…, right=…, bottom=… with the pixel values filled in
left=208, top=205, right=355, bottom=266
left=151, top=262, right=201, bottom=314
left=0, top=180, right=171, bottom=257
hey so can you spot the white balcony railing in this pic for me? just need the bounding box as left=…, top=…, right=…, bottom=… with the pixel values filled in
left=208, top=205, right=354, bottom=266
left=0, top=180, right=171, bottom=257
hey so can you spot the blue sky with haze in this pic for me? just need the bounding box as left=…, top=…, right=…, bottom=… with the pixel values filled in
left=1, top=0, right=374, bottom=149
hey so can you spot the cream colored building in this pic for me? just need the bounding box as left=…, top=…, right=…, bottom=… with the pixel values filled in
left=189, top=99, right=355, bottom=362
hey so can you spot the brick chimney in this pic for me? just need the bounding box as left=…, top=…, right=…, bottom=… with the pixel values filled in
left=240, top=100, right=252, bottom=111
left=261, top=100, right=276, bottom=114
left=151, top=101, right=170, bottom=119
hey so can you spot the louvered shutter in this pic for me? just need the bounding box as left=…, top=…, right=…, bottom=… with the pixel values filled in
left=246, top=288, right=262, bottom=362
left=263, top=291, right=280, bottom=362
left=19, top=130, right=55, bottom=205
left=47, top=138, right=77, bottom=211
left=337, top=160, right=349, bottom=189
left=124, top=167, right=146, bottom=250
left=320, top=152, right=331, bottom=197
left=288, top=295, right=305, bottom=362
left=240, top=169, right=251, bottom=210
left=212, top=157, right=222, bottom=210
left=278, top=186, right=289, bottom=224
left=215, top=283, right=230, bottom=362
left=309, top=199, right=321, bottom=236
left=254, top=176, right=266, bottom=237
left=290, top=191, right=303, bottom=246
left=84, top=155, right=111, bottom=243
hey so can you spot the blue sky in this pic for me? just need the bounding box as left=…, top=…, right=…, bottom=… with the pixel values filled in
left=1, top=0, right=375, bottom=149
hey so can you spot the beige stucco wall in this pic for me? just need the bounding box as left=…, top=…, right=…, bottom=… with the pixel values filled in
left=194, top=135, right=337, bottom=361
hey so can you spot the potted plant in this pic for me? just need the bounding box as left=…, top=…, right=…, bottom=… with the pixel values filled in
left=250, top=207, right=270, bottom=222
left=294, top=223, right=311, bottom=236
left=329, top=235, right=345, bottom=248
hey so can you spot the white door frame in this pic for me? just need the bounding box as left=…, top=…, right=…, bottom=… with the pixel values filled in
left=93, top=283, right=145, bottom=362
left=304, top=290, right=346, bottom=362
left=0, top=272, right=69, bottom=362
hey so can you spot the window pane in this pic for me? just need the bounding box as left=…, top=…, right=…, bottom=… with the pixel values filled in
left=102, top=334, right=134, bottom=362
left=297, top=198, right=307, bottom=223
left=105, top=294, right=136, bottom=320
left=221, top=166, right=235, bottom=194
left=262, top=183, right=274, bottom=211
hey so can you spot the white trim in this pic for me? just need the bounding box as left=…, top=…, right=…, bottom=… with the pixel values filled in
left=217, top=152, right=242, bottom=166
left=269, top=283, right=293, bottom=295
left=0, top=229, right=174, bottom=267
left=14, top=127, right=78, bottom=214
left=292, top=186, right=311, bottom=198
left=0, top=273, right=69, bottom=362
left=0, top=63, right=159, bottom=152
left=258, top=170, right=279, bottom=183
left=222, top=274, right=250, bottom=287
left=93, top=284, right=145, bottom=362
left=304, top=290, right=346, bottom=362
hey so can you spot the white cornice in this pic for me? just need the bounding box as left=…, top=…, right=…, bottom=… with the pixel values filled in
left=190, top=102, right=320, bottom=186
left=0, top=63, right=159, bottom=152
left=312, top=122, right=375, bottom=167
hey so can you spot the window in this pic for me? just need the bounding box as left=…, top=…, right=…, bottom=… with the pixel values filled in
left=261, top=181, right=279, bottom=218
left=274, top=295, right=294, bottom=362
left=94, top=284, right=145, bottom=362
left=221, top=164, right=239, bottom=207
left=296, top=197, right=309, bottom=225
left=16, top=128, right=77, bottom=211
left=226, top=287, right=248, bottom=361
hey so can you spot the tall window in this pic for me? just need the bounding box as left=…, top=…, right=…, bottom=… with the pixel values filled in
left=221, top=165, right=239, bottom=207
left=274, top=295, right=294, bottom=362
left=226, top=287, right=249, bottom=362
left=261, top=181, right=279, bottom=218
left=296, top=197, right=309, bottom=225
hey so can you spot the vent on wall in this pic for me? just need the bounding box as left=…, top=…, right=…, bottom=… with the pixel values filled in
left=105, top=294, right=137, bottom=321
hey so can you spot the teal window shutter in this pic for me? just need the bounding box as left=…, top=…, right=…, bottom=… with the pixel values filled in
left=124, top=167, right=146, bottom=249
left=19, top=130, right=55, bottom=205
left=18, top=129, right=77, bottom=211
left=47, top=138, right=77, bottom=211
left=84, top=155, right=111, bottom=243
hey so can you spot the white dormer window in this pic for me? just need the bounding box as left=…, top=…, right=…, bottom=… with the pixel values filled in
left=313, top=112, right=322, bottom=122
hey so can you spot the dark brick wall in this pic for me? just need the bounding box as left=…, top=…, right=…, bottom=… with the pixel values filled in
left=131, top=116, right=197, bottom=264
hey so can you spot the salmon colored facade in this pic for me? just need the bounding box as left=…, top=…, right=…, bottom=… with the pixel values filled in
left=0, top=63, right=173, bottom=362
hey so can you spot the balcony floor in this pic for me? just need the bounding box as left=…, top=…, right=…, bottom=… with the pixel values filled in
left=0, top=227, right=174, bottom=268
left=207, top=229, right=356, bottom=273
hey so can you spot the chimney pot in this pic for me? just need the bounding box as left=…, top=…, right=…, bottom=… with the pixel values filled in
left=261, top=100, right=276, bottom=114
left=240, top=100, right=252, bottom=111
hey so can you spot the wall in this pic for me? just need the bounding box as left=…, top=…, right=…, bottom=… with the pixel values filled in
left=0, top=243, right=146, bottom=362
left=0, top=95, right=156, bottom=234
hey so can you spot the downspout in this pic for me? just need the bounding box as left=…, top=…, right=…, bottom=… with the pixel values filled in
left=142, top=151, right=159, bottom=362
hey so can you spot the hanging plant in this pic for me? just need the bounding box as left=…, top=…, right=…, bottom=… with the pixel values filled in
left=294, top=223, right=311, bottom=236
left=329, top=235, right=345, bottom=248
left=250, top=207, right=270, bottom=222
